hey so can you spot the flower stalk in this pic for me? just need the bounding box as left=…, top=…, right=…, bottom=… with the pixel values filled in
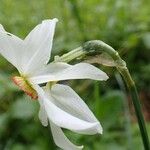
left=118, top=67, right=150, bottom=150
left=54, top=46, right=86, bottom=63
left=56, top=40, right=150, bottom=150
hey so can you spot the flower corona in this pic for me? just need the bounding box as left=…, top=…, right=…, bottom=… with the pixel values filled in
left=12, top=76, right=38, bottom=99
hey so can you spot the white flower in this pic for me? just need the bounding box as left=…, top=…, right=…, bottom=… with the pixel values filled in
left=0, top=19, right=108, bottom=150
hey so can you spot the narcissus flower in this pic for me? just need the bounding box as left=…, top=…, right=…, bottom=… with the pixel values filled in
left=0, top=19, right=108, bottom=150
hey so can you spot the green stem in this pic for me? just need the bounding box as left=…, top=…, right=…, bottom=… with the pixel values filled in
left=115, top=73, right=133, bottom=150
left=118, top=67, right=150, bottom=150
left=54, top=46, right=86, bottom=63
left=94, top=81, right=101, bottom=117
left=83, top=40, right=150, bottom=150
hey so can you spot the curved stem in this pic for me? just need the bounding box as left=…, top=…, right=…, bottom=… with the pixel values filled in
left=83, top=40, right=150, bottom=150
left=115, top=73, right=133, bottom=150
left=118, top=67, right=150, bottom=150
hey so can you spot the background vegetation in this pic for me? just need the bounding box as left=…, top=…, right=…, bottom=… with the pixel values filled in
left=0, top=0, right=150, bottom=149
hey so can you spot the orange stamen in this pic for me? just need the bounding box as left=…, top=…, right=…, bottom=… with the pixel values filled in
left=12, top=76, right=38, bottom=100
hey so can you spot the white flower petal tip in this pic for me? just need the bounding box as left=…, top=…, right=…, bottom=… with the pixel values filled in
left=84, top=122, right=103, bottom=135
left=0, top=24, right=5, bottom=31
left=39, top=106, right=48, bottom=127
left=41, top=18, right=58, bottom=27
left=97, top=125, right=103, bottom=134
left=71, top=63, right=109, bottom=81
left=50, top=121, right=84, bottom=150
left=92, top=122, right=103, bottom=134
left=100, top=72, right=109, bottom=81
left=22, top=17, right=58, bottom=74
left=42, top=18, right=58, bottom=23
left=53, top=18, right=58, bottom=22
left=76, top=145, right=84, bottom=150
left=41, top=122, right=48, bottom=127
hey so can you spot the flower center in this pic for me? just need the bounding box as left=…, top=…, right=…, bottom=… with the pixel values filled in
left=12, top=76, right=38, bottom=100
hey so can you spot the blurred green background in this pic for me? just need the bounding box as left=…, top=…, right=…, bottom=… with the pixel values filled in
left=0, top=0, right=150, bottom=150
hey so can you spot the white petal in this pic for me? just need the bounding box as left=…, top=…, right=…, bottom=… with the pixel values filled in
left=39, top=105, right=48, bottom=127
left=50, top=121, right=83, bottom=150
left=0, top=24, right=24, bottom=72
left=51, top=84, right=102, bottom=133
left=44, top=95, right=100, bottom=134
left=31, top=62, right=70, bottom=76
left=23, top=18, right=58, bottom=74
left=33, top=84, right=101, bottom=135
left=30, top=62, right=109, bottom=84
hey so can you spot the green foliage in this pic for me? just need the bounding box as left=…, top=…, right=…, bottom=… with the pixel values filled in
left=0, top=0, right=149, bottom=149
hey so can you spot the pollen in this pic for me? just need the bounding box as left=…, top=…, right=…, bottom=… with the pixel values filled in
left=12, top=76, right=38, bottom=100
